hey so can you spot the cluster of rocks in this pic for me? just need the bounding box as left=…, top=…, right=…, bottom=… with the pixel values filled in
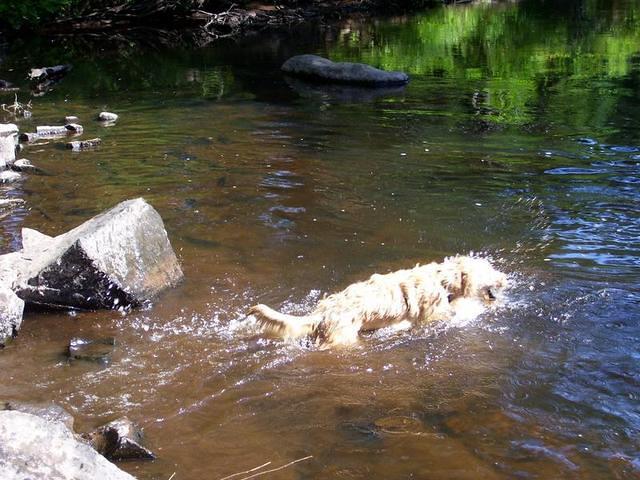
left=0, top=403, right=154, bottom=479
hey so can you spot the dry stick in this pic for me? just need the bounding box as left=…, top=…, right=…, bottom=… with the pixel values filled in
left=235, top=456, right=313, bottom=480
left=219, top=461, right=272, bottom=480
left=167, top=473, right=176, bottom=480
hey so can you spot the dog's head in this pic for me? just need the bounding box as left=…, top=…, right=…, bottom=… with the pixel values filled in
left=439, top=256, right=508, bottom=305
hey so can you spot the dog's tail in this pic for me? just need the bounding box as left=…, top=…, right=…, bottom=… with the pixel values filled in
left=248, top=304, right=318, bottom=340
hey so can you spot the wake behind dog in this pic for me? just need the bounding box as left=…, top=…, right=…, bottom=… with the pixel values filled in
left=249, top=255, right=508, bottom=348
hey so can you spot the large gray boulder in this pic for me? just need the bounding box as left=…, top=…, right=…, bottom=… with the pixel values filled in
left=0, top=410, right=136, bottom=480
left=282, top=54, right=409, bottom=86
left=0, top=287, right=23, bottom=347
left=0, top=198, right=183, bottom=310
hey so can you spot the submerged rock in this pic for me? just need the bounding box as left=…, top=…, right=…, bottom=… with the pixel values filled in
left=67, top=337, right=115, bottom=364
left=0, top=287, right=23, bottom=347
left=0, top=410, right=135, bottom=480
left=0, top=124, right=18, bottom=169
left=6, top=198, right=183, bottom=310
left=83, top=417, right=155, bottom=460
left=2, top=402, right=74, bottom=431
left=98, top=112, right=118, bottom=123
left=67, top=138, right=102, bottom=151
left=64, top=116, right=80, bottom=124
left=282, top=54, right=409, bottom=86
left=285, top=77, right=407, bottom=103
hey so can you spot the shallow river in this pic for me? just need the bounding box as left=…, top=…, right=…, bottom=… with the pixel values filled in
left=1, top=1, right=639, bottom=478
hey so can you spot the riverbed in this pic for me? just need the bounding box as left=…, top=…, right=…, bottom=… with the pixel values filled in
left=1, top=1, right=639, bottom=478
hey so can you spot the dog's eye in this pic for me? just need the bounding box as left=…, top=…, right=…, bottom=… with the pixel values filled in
left=484, top=288, right=496, bottom=301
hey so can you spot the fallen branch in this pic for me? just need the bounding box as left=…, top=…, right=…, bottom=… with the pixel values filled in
left=219, top=461, right=272, bottom=480
left=226, top=456, right=313, bottom=480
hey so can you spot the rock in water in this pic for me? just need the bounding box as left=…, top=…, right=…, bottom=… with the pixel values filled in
left=11, top=158, right=42, bottom=174
left=83, top=417, right=155, bottom=460
left=0, top=124, right=18, bottom=169
left=67, top=138, right=102, bottom=151
left=35, top=124, right=83, bottom=137
left=10, top=198, right=183, bottom=310
left=18, top=132, right=40, bottom=143
left=29, top=64, right=72, bottom=82
left=98, top=112, right=118, bottom=122
left=67, top=337, right=116, bottom=364
left=0, top=171, right=20, bottom=183
left=282, top=54, right=409, bottom=86
left=0, top=287, right=23, bottom=347
left=0, top=411, right=136, bottom=480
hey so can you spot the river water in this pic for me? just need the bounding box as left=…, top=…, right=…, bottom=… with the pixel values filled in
left=1, top=1, right=639, bottom=478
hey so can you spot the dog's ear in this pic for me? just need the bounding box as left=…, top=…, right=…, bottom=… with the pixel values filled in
left=440, top=264, right=462, bottom=298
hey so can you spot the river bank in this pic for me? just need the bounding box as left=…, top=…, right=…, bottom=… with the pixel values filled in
left=2, top=0, right=454, bottom=43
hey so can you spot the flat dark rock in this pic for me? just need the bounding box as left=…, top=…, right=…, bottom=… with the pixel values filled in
left=282, top=54, right=409, bottom=86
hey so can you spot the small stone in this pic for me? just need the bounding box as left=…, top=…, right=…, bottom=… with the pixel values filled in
left=18, top=132, right=40, bottom=142
left=11, top=158, right=42, bottom=174
left=67, top=138, right=102, bottom=151
left=65, top=116, right=80, bottom=123
left=68, top=337, right=116, bottom=364
left=98, top=112, right=118, bottom=122
left=2, top=401, right=74, bottom=430
left=0, top=170, right=21, bottom=183
left=83, top=417, right=156, bottom=460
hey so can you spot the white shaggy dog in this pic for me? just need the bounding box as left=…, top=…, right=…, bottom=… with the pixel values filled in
left=249, top=256, right=508, bottom=348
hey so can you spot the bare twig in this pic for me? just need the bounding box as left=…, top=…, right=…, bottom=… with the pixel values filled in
left=219, top=461, right=272, bottom=480
left=235, top=456, right=313, bottom=480
left=1, top=94, right=32, bottom=118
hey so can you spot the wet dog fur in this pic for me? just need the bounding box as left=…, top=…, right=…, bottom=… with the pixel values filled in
left=248, top=256, right=508, bottom=348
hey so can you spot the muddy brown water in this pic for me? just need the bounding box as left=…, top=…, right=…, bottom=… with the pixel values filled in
left=1, top=1, right=640, bottom=478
